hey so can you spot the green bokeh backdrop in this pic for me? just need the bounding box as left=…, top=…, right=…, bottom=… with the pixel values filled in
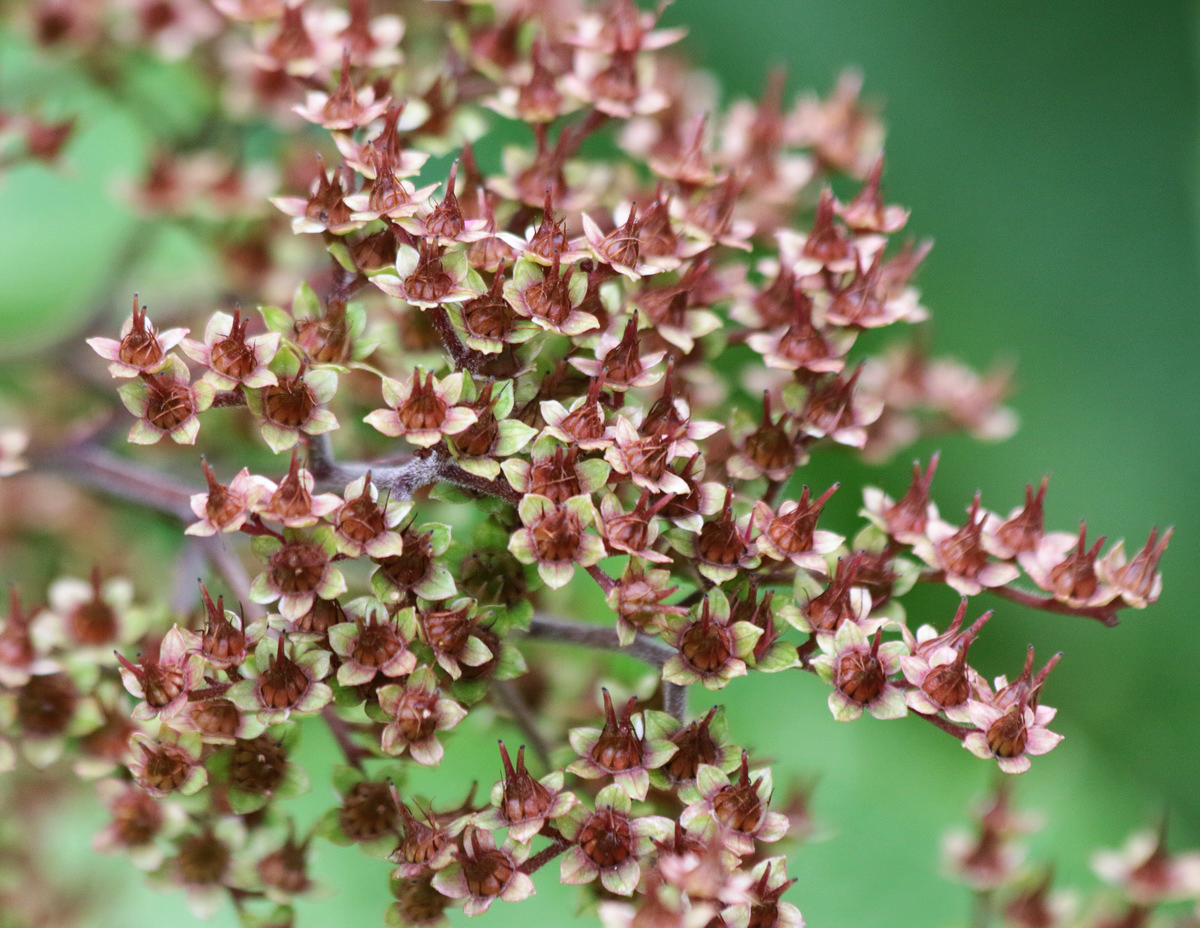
left=1, top=1, right=1197, bottom=925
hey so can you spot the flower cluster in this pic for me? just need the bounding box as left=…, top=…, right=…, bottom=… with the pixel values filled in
left=0, top=0, right=1175, bottom=925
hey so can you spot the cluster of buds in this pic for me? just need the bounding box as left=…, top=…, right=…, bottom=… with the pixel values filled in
left=0, top=0, right=1174, bottom=925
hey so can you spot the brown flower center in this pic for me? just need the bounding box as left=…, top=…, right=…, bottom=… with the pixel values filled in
left=17, top=672, right=78, bottom=735
left=230, top=734, right=288, bottom=794
left=837, top=650, right=885, bottom=704
left=579, top=808, right=635, bottom=869
left=339, top=781, right=399, bottom=841
left=263, top=376, right=316, bottom=428
left=269, top=541, right=328, bottom=594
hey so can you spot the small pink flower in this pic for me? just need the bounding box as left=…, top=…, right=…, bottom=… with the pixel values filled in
left=87, top=294, right=188, bottom=378
left=116, top=626, right=205, bottom=723
left=962, top=697, right=1062, bottom=775
left=378, top=667, right=468, bottom=766
left=431, top=827, right=534, bottom=916
left=186, top=460, right=273, bottom=536
left=1018, top=523, right=1117, bottom=608
left=253, top=452, right=343, bottom=528
left=1092, top=825, right=1200, bottom=905
left=567, top=690, right=678, bottom=801
left=812, top=621, right=908, bottom=722
left=249, top=528, right=347, bottom=620
left=474, top=742, right=578, bottom=844
left=180, top=307, right=280, bottom=391
left=328, top=474, right=411, bottom=558
left=558, top=784, right=674, bottom=896
left=679, top=754, right=790, bottom=857
left=912, top=494, right=1020, bottom=597
left=117, top=356, right=214, bottom=445
left=244, top=360, right=339, bottom=455
left=1097, top=526, right=1171, bottom=609
left=508, top=494, right=606, bottom=590
left=364, top=369, right=478, bottom=448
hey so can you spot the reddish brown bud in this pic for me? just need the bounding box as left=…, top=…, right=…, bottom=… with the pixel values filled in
left=498, top=742, right=553, bottom=824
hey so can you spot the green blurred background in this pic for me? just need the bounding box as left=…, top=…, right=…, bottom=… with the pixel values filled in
left=2, top=0, right=1198, bottom=925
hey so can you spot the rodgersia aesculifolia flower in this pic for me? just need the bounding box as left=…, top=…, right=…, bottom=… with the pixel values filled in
left=0, top=0, right=1180, bottom=925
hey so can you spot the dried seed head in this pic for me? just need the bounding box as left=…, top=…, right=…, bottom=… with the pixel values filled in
left=268, top=452, right=316, bottom=521
left=210, top=306, right=259, bottom=379
left=295, top=299, right=352, bottom=364
left=743, top=393, right=796, bottom=475
left=295, top=597, right=345, bottom=637
left=804, top=553, right=864, bottom=633
left=664, top=705, right=721, bottom=783
left=498, top=742, right=553, bottom=824
left=199, top=584, right=246, bottom=667
left=175, top=828, right=231, bottom=887
left=262, top=371, right=316, bottom=428
left=425, top=162, right=465, bottom=238
left=528, top=446, right=583, bottom=503
left=406, top=239, right=454, bottom=303
left=590, top=689, right=644, bottom=772
left=230, top=733, right=288, bottom=794
left=269, top=539, right=328, bottom=594
left=936, top=495, right=991, bottom=580
left=462, top=267, right=517, bottom=340
left=766, top=484, right=838, bottom=555
left=66, top=566, right=119, bottom=646
left=119, top=295, right=164, bottom=368
left=454, top=382, right=500, bottom=457
left=141, top=372, right=194, bottom=431
left=109, top=787, right=164, bottom=847
left=530, top=504, right=584, bottom=561
left=391, top=874, right=450, bottom=926
left=353, top=613, right=403, bottom=668
left=390, top=686, right=440, bottom=744
left=394, top=800, right=450, bottom=869
left=680, top=600, right=734, bottom=674
left=579, top=806, right=636, bottom=869
left=1046, top=523, right=1104, bottom=601
left=884, top=455, right=939, bottom=539
left=137, top=740, right=195, bottom=793
left=16, top=672, right=78, bottom=736
left=698, top=488, right=747, bottom=566
left=836, top=629, right=887, bottom=705
left=711, top=753, right=766, bottom=834
left=396, top=370, right=450, bottom=430
left=985, top=706, right=1029, bottom=759
left=256, top=636, right=311, bottom=709
left=340, top=781, right=399, bottom=842
left=337, top=477, right=387, bottom=544
left=380, top=529, right=434, bottom=591
left=257, top=832, right=311, bottom=895
left=189, top=697, right=242, bottom=739
left=460, top=829, right=516, bottom=899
